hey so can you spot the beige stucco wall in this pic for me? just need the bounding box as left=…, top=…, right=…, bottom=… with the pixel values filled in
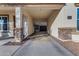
left=47, top=10, right=60, bottom=33
left=27, top=16, right=34, bottom=35
left=23, top=12, right=34, bottom=36
left=47, top=3, right=76, bottom=39
left=34, top=19, right=47, bottom=26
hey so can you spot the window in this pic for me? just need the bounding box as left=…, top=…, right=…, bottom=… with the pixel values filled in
left=77, top=8, right=79, bottom=30
left=0, top=16, right=8, bottom=32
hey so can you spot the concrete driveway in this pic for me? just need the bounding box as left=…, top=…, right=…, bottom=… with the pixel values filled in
left=13, top=34, right=74, bottom=56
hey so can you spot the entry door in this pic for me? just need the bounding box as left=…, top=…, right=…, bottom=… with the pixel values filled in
left=0, top=16, right=8, bottom=32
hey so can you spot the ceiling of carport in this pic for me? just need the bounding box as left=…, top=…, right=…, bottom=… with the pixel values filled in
left=23, top=4, right=64, bottom=20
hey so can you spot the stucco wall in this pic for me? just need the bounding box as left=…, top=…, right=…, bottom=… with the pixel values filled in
left=47, top=3, right=76, bottom=38
left=23, top=12, right=34, bottom=36
left=47, top=10, right=60, bottom=33
left=27, top=16, right=34, bottom=35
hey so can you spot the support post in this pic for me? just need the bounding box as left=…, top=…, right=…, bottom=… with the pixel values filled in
left=14, top=7, right=23, bottom=42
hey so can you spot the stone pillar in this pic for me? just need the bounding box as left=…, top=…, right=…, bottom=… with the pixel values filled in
left=14, top=7, right=23, bottom=42
left=9, top=15, right=14, bottom=37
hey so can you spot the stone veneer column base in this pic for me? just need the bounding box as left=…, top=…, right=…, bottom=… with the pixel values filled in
left=14, top=28, right=23, bottom=42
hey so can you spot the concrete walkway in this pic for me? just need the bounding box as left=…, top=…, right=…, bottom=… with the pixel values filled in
left=0, top=38, right=21, bottom=56
left=13, top=34, right=74, bottom=56
left=0, top=39, right=12, bottom=46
